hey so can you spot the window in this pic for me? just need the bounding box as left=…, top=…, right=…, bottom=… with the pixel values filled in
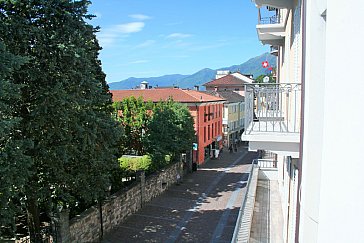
left=204, top=126, right=206, bottom=142
left=208, top=125, right=210, bottom=140
left=204, top=106, right=207, bottom=122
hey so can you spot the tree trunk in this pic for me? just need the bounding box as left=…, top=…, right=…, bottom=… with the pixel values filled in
left=27, top=196, right=42, bottom=243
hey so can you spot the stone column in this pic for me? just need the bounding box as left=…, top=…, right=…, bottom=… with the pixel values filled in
left=56, top=209, right=70, bottom=243
left=138, top=170, right=145, bottom=207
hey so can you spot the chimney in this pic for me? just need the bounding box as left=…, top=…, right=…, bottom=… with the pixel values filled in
left=194, top=85, right=199, bottom=91
left=214, top=86, right=218, bottom=92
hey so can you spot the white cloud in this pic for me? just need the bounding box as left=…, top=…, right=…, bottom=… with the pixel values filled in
left=115, top=22, right=145, bottom=34
left=97, top=22, right=145, bottom=47
left=166, top=33, right=193, bottom=39
left=135, top=40, right=156, bottom=48
left=129, top=14, right=151, bottom=20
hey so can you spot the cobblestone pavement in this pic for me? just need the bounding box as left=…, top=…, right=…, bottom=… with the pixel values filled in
left=102, top=146, right=257, bottom=243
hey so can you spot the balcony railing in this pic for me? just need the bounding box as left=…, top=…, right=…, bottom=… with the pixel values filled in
left=258, top=8, right=282, bottom=24
left=270, top=45, right=279, bottom=56
left=254, top=159, right=277, bottom=168
left=244, top=83, right=301, bottom=135
left=259, top=15, right=281, bottom=24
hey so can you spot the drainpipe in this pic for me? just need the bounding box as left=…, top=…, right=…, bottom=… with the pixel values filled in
left=195, top=103, right=199, bottom=166
left=295, top=0, right=306, bottom=241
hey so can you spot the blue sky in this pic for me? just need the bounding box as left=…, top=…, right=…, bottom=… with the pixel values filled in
left=88, top=0, right=269, bottom=83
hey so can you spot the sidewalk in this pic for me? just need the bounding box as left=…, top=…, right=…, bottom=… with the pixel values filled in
left=102, top=146, right=257, bottom=243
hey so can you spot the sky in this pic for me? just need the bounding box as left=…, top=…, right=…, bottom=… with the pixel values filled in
left=87, top=0, right=269, bottom=83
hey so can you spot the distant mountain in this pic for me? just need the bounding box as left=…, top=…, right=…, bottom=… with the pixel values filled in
left=108, top=74, right=189, bottom=90
left=108, top=52, right=276, bottom=90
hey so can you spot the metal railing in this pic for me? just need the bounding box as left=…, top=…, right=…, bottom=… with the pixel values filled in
left=270, top=45, right=279, bottom=55
left=244, top=83, right=301, bottom=135
left=259, top=15, right=282, bottom=24
left=254, top=159, right=277, bottom=169
left=231, top=161, right=258, bottom=242
left=258, top=8, right=282, bottom=25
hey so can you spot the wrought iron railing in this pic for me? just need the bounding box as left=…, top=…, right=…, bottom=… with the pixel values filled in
left=244, top=83, right=301, bottom=135
left=257, top=7, right=282, bottom=25
left=259, top=15, right=281, bottom=24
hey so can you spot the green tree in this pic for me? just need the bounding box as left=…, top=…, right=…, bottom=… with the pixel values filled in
left=113, top=96, right=152, bottom=155
left=0, top=0, right=121, bottom=240
left=0, top=42, right=31, bottom=237
left=254, top=69, right=276, bottom=83
left=147, top=99, right=195, bottom=168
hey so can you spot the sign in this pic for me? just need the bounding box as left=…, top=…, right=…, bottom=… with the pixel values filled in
left=192, top=143, right=198, bottom=151
left=216, top=135, right=222, bottom=142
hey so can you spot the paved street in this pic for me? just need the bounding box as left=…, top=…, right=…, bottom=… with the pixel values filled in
left=102, top=146, right=257, bottom=243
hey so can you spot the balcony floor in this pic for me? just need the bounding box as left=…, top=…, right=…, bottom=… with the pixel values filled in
left=250, top=179, right=284, bottom=243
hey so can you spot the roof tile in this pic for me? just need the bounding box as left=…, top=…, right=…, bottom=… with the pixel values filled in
left=111, top=89, right=225, bottom=103
left=203, top=73, right=253, bottom=86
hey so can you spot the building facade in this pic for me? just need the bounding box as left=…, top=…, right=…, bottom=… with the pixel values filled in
left=241, top=0, right=364, bottom=242
left=111, top=88, right=225, bottom=165
left=205, top=90, right=245, bottom=148
left=203, top=71, right=253, bottom=96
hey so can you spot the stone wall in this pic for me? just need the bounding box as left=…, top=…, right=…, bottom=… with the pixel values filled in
left=68, top=161, right=182, bottom=243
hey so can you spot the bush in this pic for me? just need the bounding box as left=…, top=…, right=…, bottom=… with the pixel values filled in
left=119, top=155, right=152, bottom=172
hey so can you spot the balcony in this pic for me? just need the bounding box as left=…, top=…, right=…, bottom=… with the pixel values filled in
left=252, top=0, right=294, bottom=9
left=241, top=83, right=301, bottom=157
left=256, top=8, right=288, bottom=46
left=270, top=45, right=279, bottom=56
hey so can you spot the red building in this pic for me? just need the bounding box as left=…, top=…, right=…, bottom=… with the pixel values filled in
left=111, top=88, right=225, bottom=165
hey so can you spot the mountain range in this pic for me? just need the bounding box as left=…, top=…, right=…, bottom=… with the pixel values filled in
left=108, top=52, right=276, bottom=90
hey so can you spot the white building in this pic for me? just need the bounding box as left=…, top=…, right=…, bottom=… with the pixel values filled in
left=241, top=0, right=364, bottom=242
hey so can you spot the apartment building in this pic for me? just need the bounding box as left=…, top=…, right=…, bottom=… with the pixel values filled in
left=205, top=90, right=245, bottom=148
left=203, top=71, right=254, bottom=96
left=111, top=88, right=225, bottom=165
left=240, top=0, right=364, bottom=242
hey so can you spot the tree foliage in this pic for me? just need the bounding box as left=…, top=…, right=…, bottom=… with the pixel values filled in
left=146, top=99, right=195, bottom=168
left=113, top=97, right=195, bottom=170
left=119, top=155, right=152, bottom=173
left=0, top=42, right=31, bottom=236
left=254, top=71, right=276, bottom=83
left=0, top=0, right=122, bottom=239
left=113, top=96, right=152, bottom=155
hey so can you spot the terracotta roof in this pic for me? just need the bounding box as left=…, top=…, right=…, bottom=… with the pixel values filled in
left=111, top=89, right=225, bottom=103
left=203, top=72, right=254, bottom=87
left=204, top=90, right=245, bottom=103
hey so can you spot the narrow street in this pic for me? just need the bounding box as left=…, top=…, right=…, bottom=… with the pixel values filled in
left=102, top=146, right=257, bottom=243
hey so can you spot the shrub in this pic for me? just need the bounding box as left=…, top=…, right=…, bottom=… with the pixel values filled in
left=119, top=155, right=152, bottom=172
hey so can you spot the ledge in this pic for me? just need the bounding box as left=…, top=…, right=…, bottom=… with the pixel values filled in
left=231, top=164, right=259, bottom=242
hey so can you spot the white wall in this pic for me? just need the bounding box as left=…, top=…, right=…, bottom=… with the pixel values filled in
left=316, top=0, right=364, bottom=242
left=299, top=0, right=327, bottom=242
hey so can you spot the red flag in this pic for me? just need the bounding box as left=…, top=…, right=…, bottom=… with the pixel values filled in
left=262, top=61, right=269, bottom=68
